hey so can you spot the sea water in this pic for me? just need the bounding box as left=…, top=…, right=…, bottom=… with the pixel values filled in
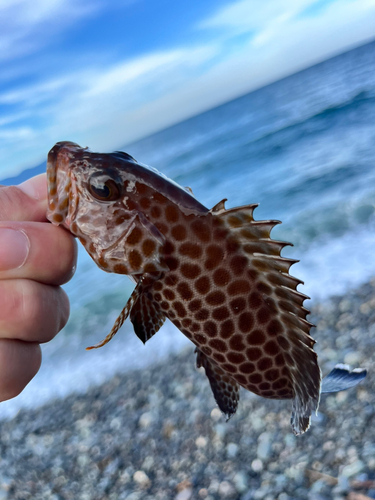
left=1, top=40, right=374, bottom=419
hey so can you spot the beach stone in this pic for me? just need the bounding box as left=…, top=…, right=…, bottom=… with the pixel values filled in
left=251, top=459, right=263, bottom=472
left=257, top=432, right=272, bottom=460
left=175, top=488, right=193, bottom=500
left=251, top=416, right=266, bottom=431
left=309, top=479, right=325, bottom=494
left=0, top=475, right=12, bottom=493
left=253, top=486, right=269, bottom=499
left=142, top=456, right=154, bottom=471
left=275, top=474, right=287, bottom=489
left=339, top=300, right=351, bottom=312
left=0, top=275, right=374, bottom=500
left=332, top=477, right=349, bottom=496
left=133, top=470, right=151, bottom=488
left=344, top=351, right=360, bottom=365
left=211, top=408, right=222, bottom=421
left=196, top=436, right=207, bottom=448
left=226, top=443, right=238, bottom=458
left=139, top=412, right=154, bottom=429
left=208, top=479, right=220, bottom=494
left=126, top=493, right=142, bottom=500
left=109, top=417, right=122, bottom=430
left=214, top=424, right=227, bottom=439
left=240, top=491, right=255, bottom=500
left=198, top=488, right=209, bottom=498
left=218, top=481, right=236, bottom=497
left=233, top=471, right=248, bottom=493
left=284, top=434, right=296, bottom=449
left=341, top=460, right=364, bottom=477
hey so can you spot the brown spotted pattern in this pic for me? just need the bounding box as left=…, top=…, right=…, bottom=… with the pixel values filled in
left=47, top=142, right=321, bottom=435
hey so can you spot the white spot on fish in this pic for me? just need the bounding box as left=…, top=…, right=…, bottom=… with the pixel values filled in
left=126, top=180, right=136, bottom=193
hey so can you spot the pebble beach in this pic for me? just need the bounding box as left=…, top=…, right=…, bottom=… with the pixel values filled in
left=0, top=279, right=374, bottom=500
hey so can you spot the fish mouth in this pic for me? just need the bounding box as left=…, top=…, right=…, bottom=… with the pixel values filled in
left=46, top=141, right=82, bottom=228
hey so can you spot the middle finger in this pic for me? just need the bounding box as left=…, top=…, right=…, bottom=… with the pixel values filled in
left=0, top=279, right=70, bottom=343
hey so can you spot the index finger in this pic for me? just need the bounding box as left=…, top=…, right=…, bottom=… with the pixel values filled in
left=0, top=174, right=48, bottom=223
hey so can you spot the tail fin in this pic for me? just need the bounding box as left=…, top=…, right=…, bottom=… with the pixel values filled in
left=320, top=364, right=367, bottom=394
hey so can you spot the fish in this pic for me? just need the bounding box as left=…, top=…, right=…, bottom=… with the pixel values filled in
left=46, top=141, right=367, bottom=435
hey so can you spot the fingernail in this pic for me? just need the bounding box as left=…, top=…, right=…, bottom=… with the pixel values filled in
left=0, top=229, right=30, bottom=270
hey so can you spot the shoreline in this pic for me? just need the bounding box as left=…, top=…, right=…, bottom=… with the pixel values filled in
left=0, top=279, right=374, bottom=500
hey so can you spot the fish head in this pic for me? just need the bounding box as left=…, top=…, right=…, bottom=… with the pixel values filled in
left=46, top=140, right=138, bottom=225
left=46, top=141, right=168, bottom=274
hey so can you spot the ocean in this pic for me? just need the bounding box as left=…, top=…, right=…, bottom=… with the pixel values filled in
left=1, top=40, right=374, bottom=419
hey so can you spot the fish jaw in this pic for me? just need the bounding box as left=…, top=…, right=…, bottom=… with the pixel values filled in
left=46, top=141, right=82, bottom=230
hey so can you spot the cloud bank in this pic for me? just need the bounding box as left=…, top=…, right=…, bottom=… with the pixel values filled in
left=0, top=0, right=374, bottom=177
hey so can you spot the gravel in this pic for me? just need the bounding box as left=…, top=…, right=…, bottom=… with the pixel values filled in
left=0, top=278, right=374, bottom=500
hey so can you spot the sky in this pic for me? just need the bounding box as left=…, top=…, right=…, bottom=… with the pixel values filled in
left=0, top=0, right=375, bottom=179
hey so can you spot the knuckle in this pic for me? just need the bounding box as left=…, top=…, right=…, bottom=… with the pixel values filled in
left=0, top=341, right=41, bottom=402
left=20, top=280, right=43, bottom=327
left=0, top=186, right=27, bottom=221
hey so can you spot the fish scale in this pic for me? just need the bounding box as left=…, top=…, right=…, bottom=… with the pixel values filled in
left=46, top=141, right=367, bottom=435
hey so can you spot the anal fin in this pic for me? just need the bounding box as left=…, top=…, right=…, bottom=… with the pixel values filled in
left=195, top=348, right=239, bottom=419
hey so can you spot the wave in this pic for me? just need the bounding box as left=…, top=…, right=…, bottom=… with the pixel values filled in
left=292, top=220, right=375, bottom=303
left=135, top=87, right=375, bottom=184
left=245, top=89, right=375, bottom=153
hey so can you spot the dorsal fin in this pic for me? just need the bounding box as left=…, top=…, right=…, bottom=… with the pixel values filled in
left=212, top=200, right=321, bottom=435
left=214, top=202, right=259, bottom=222
left=210, top=199, right=228, bottom=214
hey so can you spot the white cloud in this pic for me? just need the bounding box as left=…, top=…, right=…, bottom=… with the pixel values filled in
left=198, top=0, right=317, bottom=32
left=1, top=0, right=375, bottom=178
left=0, top=0, right=101, bottom=61
left=86, top=52, right=188, bottom=97
left=0, top=43, right=219, bottom=175
left=0, top=76, right=72, bottom=105
left=198, top=0, right=375, bottom=52
left=0, top=126, right=35, bottom=141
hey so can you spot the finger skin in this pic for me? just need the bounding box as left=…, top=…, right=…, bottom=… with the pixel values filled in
left=0, top=221, right=77, bottom=286
left=0, top=340, right=41, bottom=402
left=0, top=175, right=48, bottom=223
left=0, top=279, right=70, bottom=343
left=0, top=174, right=75, bottom=402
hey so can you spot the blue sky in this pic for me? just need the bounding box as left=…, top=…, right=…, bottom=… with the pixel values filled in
left=1, top=0, right=374, bottom=178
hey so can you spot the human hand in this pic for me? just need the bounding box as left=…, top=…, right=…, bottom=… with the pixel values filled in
left=0, top=174, right=77, bottom=401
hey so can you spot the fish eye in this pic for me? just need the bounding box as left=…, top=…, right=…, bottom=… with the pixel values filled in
left=88, top=172, right=122, bottom=202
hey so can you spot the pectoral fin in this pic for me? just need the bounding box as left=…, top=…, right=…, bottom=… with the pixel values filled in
left=86, top=276, right=166, bottom=350
left=86, top=282, right=143, bottom=350
left=196, top=348, right=240, bottom=419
